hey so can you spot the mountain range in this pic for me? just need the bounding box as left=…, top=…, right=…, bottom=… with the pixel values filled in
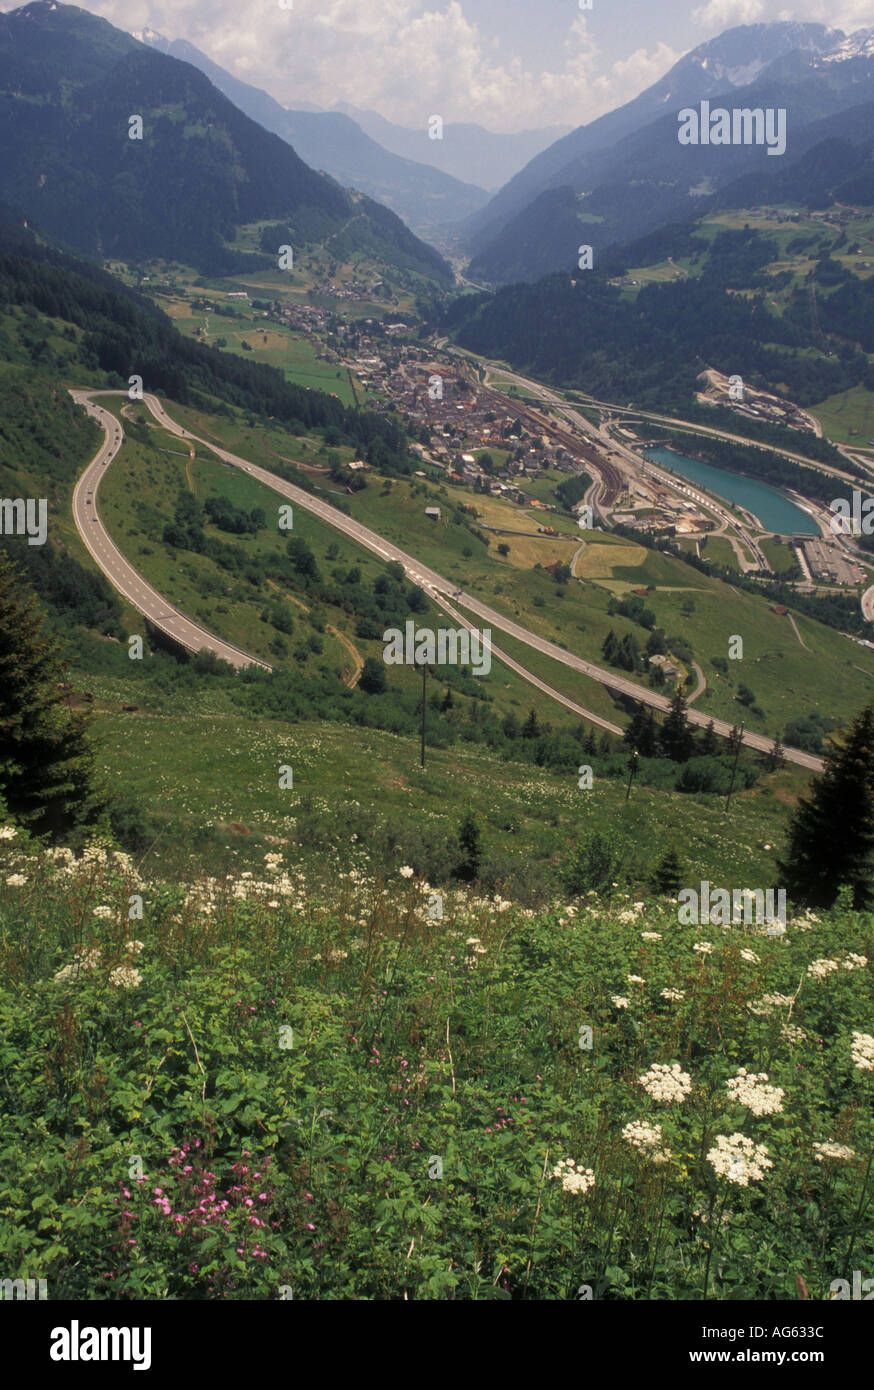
left=136, top=32, right=490, bottom=244
left=134, top=31, right=570, bottom=243
left=465, top=22, right=874, bottom=283
left=0, top=2, right=452, bottom=282
left=330, top=103, right=573, bottom=193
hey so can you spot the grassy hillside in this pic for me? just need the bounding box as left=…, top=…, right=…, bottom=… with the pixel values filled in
left=1, top=825, right=871, bottom=1299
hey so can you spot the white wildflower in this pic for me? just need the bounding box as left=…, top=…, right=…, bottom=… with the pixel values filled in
left=807, top=958, right=838, bottom=980
left=841, top=953, right=867, bottom=971
left=622, top=1119, right=672, bottom=1164
left=725, top=1068, right=784, bottom=1116
left=748, top=993, right=795, bottom=1017
left=109, top=964, right=142, bottom=989
left=551, top=1157, right=596, bottom=1196
left=813, top=1141, right=855, bottom=1163
left=53, top=946, right=101, bottom=983
left=639, top=1062, right=692, bottom=1104
left=707, top=1133, right=773, bottom=1186
left=781, top=1023, right=807, bottom=1045
left=851, top=1031, right=874, bottom=1072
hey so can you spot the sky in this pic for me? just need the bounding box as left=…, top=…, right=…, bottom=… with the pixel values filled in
left=5, top=0, right=874, bottom=130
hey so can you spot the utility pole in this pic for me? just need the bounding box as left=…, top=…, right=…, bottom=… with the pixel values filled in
left=725, top=721, right=745, bottom=815
left=625, top=748, right=639, bottom=803
left=420, top=659, right=427, bottom=769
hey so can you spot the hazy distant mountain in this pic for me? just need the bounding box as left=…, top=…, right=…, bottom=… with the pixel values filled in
left=466, top=22, right=841, bottom=253
left=467, top=22, right=874, bottom=284
left=0, top=2, right=451, bottom=282
left=138, top=31, right=488, bottom=242
left=332, top=104, right=573, bottom=192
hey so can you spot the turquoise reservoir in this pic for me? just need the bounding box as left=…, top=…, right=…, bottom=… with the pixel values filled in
left=643, top=444, right=819, bottom=536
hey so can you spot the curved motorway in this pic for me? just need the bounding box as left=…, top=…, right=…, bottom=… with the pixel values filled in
left=70, top=388, right=824, bottom=773
left=70, top=390, right=271, bottom=671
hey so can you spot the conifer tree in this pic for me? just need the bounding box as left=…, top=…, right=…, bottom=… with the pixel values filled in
left=602, top=629, right=619, bottom=665
left=651, top=847, right=685, bottom=895
left=660, top=685, right=695, bottom=763
left=700, top=720, right=719, bottom=756
left=0, top=555, right=104, bottom=839
left=624, top=706, right=658, bottom=756
left=764, top=737, right=785, bottom=772
left=455, top=811, right=482, bottom=883
left=617, top=632, right=641, bottom=673
left=521, top=708, right=540, bottom=739
left=778, top=703, right=874, bottom=908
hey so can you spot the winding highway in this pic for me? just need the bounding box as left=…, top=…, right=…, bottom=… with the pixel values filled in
left=70, top=388, right=825, bottom=773
left=70, top=391, right=271, bottom=671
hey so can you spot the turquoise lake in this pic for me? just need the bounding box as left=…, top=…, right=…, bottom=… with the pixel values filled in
left=643, top=445, right=819, bottom=536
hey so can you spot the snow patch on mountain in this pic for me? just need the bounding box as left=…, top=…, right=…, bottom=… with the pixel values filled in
left=819, top=28, right=874, bottom=63
left=131, top=28, right=167, bottom=46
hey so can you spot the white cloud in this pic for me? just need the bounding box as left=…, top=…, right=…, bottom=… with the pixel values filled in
left=592, top=41, right=685, bottom=104
left=692, top=0, right=767, bottom=27
left=693, top=0, right=874, bottom=33
left=24, top=1, right=682, bottom=131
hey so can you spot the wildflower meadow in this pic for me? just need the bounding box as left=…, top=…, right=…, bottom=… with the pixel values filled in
left=1, top=826, right=871, bottom=1300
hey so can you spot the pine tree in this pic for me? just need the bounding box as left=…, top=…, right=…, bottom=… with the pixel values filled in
left=455, top=811, right=482, bottom=883
left=660, top=685, right=695, bottom=763
left=651, top=848, right=685, bottom=895
left=624, top=706, right=658, bottom=757
left=0, top=555, right=104, bottom=839
left=617, top=632, right=641, bottom=673
left=727, top=724, right=744, bottom=756
left=700, top=720, right=719, bottom=756
left=602, top=629, right=619, bottom=665
left=778, top=703, right=874, bottom=908
left=521, top=708, right=540, bottom=739
left=764, top=737, right=785, bottom=772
